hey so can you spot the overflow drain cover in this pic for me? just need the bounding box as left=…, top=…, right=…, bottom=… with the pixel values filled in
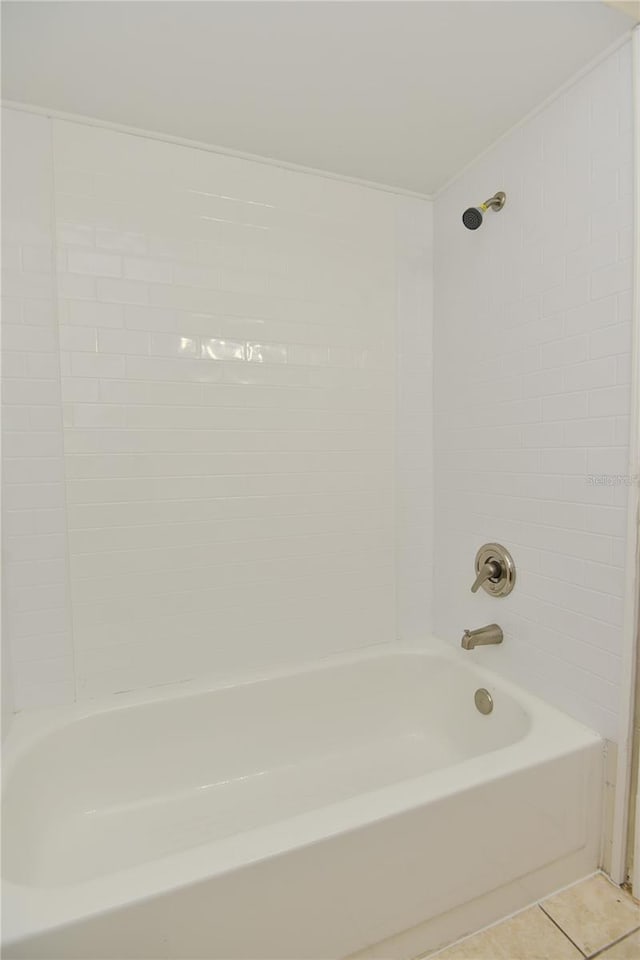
left=474, top=688, right=493, bottom=715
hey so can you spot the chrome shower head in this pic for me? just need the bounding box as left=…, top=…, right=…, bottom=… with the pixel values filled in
left=462, top=191, right=506, bottom=230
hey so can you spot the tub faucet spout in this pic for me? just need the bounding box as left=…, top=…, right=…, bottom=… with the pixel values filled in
left=461, top=623, right=503, bottom=650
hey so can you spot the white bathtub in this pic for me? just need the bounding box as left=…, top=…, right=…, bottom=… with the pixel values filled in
left=2, top=641, right=603, bottom=959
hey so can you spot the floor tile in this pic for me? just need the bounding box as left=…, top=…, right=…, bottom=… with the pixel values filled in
left=429, top=906, right=581, bottom=960
left=597, top=928, right=640, bottom=959
left=541, top=874, right=640, bottom=957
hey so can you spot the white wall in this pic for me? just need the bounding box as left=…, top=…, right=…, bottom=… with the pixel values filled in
left=3, top=110, right=433, bottom=706
left=433, top=42, right=634, bottom=739
left=395, top=198, right=434, bottom=641
left=55, top=120, right=404, bottom=699
left=2, top=41, right=633, bottom=731
left=1, top=109, right=75, bottom=712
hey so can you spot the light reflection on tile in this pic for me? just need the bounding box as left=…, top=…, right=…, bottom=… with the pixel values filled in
left=247, top=342, right=287, bottom=364
left=202, top=338, right=245, bottom=361
left=178, top=336, right=198, bottom=357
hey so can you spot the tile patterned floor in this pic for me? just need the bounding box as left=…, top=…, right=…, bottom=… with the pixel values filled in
left=428, top=874, right=640, bottom=960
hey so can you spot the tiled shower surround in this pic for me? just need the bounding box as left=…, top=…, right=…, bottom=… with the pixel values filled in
left=2, top=110, right=74, bottom=712
left=54, top=122, right=409, bottom=700
left=5, top=115, right=428, bottom=703
left=1, top=39, right=634, bottom=740
left=434, top=42, right=633, bottom=739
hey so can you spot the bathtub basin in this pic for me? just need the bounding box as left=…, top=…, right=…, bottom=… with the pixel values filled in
left=2, top=641, right=603, bottom=959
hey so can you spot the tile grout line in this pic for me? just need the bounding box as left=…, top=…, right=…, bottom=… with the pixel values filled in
left=537, top=904, right=588, bottom=958
left=584, top=922, right=640, bottom=959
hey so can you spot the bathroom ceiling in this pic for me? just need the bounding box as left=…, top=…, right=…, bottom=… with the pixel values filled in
left=1, top=1, right=634, bottom=195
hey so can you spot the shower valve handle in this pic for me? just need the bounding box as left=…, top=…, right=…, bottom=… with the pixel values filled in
left=471, top=559, right=501, bottom=593
left=471, top=543, right=516, bottom=598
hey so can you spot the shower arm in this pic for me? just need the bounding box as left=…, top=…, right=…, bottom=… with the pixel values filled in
left=481, top=192, right=506, bottom=212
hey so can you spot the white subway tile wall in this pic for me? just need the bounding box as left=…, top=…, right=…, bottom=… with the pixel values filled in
left=2, top=37, right=633, bottom=725
left=1, top=109, right=75, bottom=711
left=433, top=43, right=633, bottom=738
left=395, top=198, right=434, bottom=641
left=50, top=119, right=401, bottom=699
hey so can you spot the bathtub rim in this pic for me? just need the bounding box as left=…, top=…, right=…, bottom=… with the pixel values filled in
left=1, top=636, right=599, bottom=765
left=1, top=637, right=603, bottom=947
